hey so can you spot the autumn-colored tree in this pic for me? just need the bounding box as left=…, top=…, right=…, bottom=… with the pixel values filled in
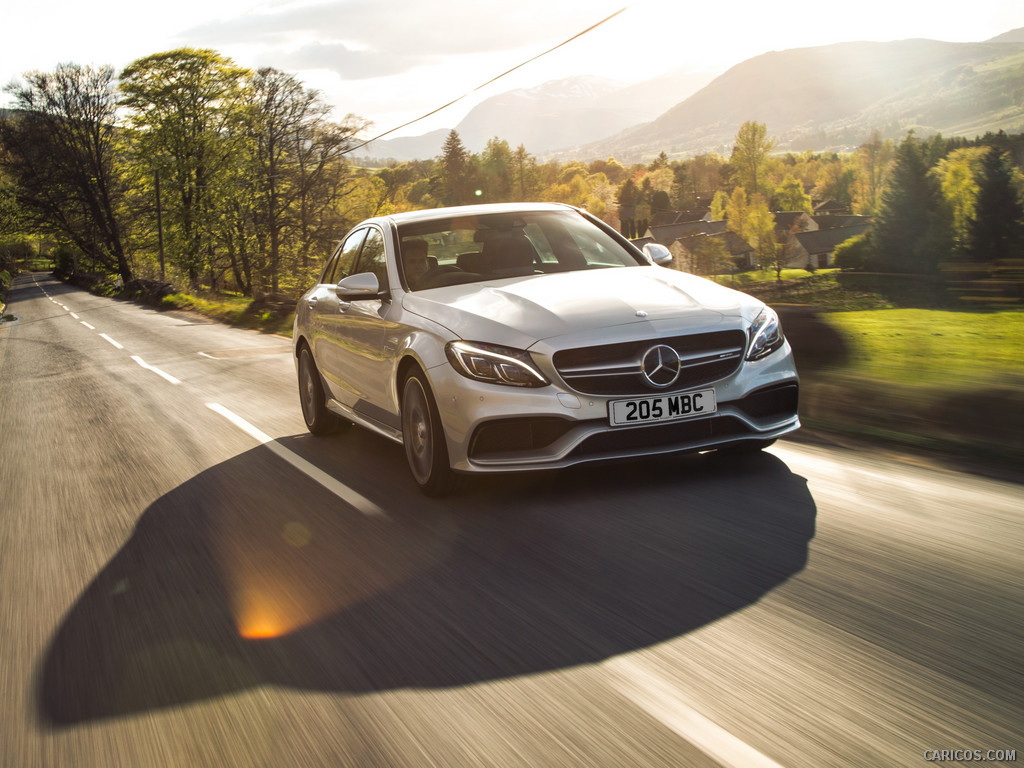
left=731, top=121, right=775, bottom=199
left=853, top=131, right=894, bottom=216
left=935, top=147, right=985, bottom=256
left=774, top=174, right=812, bottom=213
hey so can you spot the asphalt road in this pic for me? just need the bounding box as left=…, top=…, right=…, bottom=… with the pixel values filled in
left=2, top=273, right=1021, bottom=768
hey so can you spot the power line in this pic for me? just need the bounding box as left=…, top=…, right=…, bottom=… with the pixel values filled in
left=342, top=7, right=628, bottom=156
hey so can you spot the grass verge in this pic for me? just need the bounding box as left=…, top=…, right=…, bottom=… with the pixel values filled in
left=794, top=308, right=1024, bottom=475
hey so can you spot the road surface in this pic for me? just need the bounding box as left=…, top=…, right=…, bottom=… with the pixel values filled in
left=1, top=273, right=1021, bottom=767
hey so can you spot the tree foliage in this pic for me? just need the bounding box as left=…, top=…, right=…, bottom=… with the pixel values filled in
left=731, top=121, right=775, bottom=199
left=4, top=48, right=1024, bottom=296
left=872, top=133, right=952, bottom=273
left=0, top=64, right=131, bottom=278
left=967, top=147, right=1024, bottom=263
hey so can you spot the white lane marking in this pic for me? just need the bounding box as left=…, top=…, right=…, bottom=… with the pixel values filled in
left=70, top=312, right=80, bottom=319
left=80, top=321, right=96, bottom=330
left=604, top=656, right=785, bottom=768
left=61, top=305, right=69, bottom=311
left=99, top=333, right=124, bottom=349
left=198, top=351, right=216, bottom=360
left=130, top=355, right=181, bottom=385
left=205, top=402, right=387, bottom=519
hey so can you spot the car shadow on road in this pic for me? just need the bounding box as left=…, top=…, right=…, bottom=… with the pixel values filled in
left=37, top=445, right=816, bottom=727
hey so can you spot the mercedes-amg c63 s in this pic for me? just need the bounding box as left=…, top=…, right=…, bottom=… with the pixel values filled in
left=293, top=203, right=799, bottom=495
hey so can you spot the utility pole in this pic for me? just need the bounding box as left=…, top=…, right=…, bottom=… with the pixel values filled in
left=155, top=169, right=166, bottom=281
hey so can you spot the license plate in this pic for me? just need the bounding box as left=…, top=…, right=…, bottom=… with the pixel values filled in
left=609, top=389, right=717, bottom=426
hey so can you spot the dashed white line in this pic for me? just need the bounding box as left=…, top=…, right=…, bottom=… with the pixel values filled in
left=80, top=321, right=96, bottom=330
left=603, top=656, right=785, bottom=768
left=99, top=333, right=123, bottom=349
left=205, top=402, right=386, bottom=518
left=131, top=355, right=181, bottom=385
left=70, top=312, right=80, bottom=319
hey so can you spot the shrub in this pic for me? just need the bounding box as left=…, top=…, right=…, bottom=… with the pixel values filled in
left=833, top=233, right=876, bottom=271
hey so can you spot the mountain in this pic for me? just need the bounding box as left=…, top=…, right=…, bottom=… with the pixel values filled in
left=354, top=70, right=717, bottom=162
left=987, top=27, right=1024, bottom=43
left=580, top=38, right=1024, bottom=162
left=356, top=34, right=1024, bottom=164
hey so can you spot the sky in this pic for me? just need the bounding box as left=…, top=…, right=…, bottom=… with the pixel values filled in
left=3, top=0, right=1023, bottom=141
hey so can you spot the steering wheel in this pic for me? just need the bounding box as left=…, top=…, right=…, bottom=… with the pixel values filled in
left=418, top=264, right=464, bottom=288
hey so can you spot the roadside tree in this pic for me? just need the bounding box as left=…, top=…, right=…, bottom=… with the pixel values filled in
left=0, top=64, right=132, bottom=280
left=119, top=48, right=251, bottom=287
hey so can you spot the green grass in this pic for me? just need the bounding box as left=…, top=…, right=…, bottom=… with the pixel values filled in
left=823, top=309, right=1024, bottom=388
left=162, top=292, right=251, bottom=323
left=161, top=291, right=295, bottom=334
left=723, top=267, right=839, bottom=285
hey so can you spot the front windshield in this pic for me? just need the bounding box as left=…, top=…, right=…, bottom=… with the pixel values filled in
left=397, top=210, right=644, bottom=291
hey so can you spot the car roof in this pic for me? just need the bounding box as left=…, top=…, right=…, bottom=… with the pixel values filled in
left=371, top=202, right=580, bottom=228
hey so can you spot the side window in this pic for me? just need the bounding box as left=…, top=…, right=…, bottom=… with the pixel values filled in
left=327, top=229, right=368, bottom=284
left=320, top=251, right=340, bottom=284
left=353, top=228, right=389, bottom=293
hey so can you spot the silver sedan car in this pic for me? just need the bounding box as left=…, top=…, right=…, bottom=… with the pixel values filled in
left=293, top=203, right=799, bottom=495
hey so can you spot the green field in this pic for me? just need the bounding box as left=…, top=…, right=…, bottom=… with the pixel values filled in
left=823, top=308, right=1024, bottom=388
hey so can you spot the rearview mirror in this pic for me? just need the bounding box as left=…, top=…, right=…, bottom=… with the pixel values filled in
left=642, top=243, right=673, bottom=266
left=335, top=272, right=380, bottom=298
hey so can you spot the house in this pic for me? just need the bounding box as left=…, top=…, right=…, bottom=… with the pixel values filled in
left=790, top=223, right=872, bottom=269
left=645, top=219, right=726, bottom=247
left=647, top=208, right=712, bottom=228
left=670, top=230, right=755, bottom=274
left=814, top=214, right=871, bottom=231
left=813, top=199, right=852, bottom=216
left=774, top=211, right=818, bottom=237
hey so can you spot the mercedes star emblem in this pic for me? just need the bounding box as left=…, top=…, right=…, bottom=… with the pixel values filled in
left=641, top=344, right=681, bottom=388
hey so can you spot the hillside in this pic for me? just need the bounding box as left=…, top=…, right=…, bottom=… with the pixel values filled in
left=581, top=39, right=1024, bottom=162
left=355, top=69, right=717, bottom=162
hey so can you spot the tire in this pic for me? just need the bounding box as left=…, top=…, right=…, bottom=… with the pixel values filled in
left=401, top=371, right=455, bottom=496
left=298, top=346, right=346, bottom=435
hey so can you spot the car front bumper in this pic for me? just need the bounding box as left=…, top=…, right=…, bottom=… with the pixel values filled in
left=428, top=340, right=801, bottom=474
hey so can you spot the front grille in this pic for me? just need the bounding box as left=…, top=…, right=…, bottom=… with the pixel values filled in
left=553, top=330, right=746, bottom=395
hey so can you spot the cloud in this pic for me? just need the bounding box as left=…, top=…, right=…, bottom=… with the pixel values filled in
left=272, top=41, right=432, bottom=80
left=179, top=0, right=618, bottom=78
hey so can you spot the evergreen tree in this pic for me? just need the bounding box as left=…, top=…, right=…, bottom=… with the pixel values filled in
left=439, top=130, right=474, bottom=206
left=872, top=134, right=952, bottom=273
left=966, top=148, right=1024, bottom=263
left=616, top=178, right=640, bottom=238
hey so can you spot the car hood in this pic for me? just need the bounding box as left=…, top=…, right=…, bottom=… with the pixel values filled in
left=401, top=266, right=757, bottom=349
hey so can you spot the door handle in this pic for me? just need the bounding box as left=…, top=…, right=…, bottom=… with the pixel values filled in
left=306, top=297, right=318, bottom=309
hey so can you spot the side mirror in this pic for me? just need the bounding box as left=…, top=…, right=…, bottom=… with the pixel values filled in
left=642, top=243, right=673, bottom=266
left=335, top=272, right=380, bottom=298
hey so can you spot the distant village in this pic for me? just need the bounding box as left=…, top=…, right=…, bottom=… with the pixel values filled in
left=630, top=200, right=869, bottom=273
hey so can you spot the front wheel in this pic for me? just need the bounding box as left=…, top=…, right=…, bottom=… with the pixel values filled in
left=298, top=346, right=346, bottom=435
left=401, top=372, right=455, bottom=496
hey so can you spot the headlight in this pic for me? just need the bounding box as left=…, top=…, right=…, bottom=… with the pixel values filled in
left=445, top=341, right=549, bottom=387
left=746, top=306, right=784, bottom=361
